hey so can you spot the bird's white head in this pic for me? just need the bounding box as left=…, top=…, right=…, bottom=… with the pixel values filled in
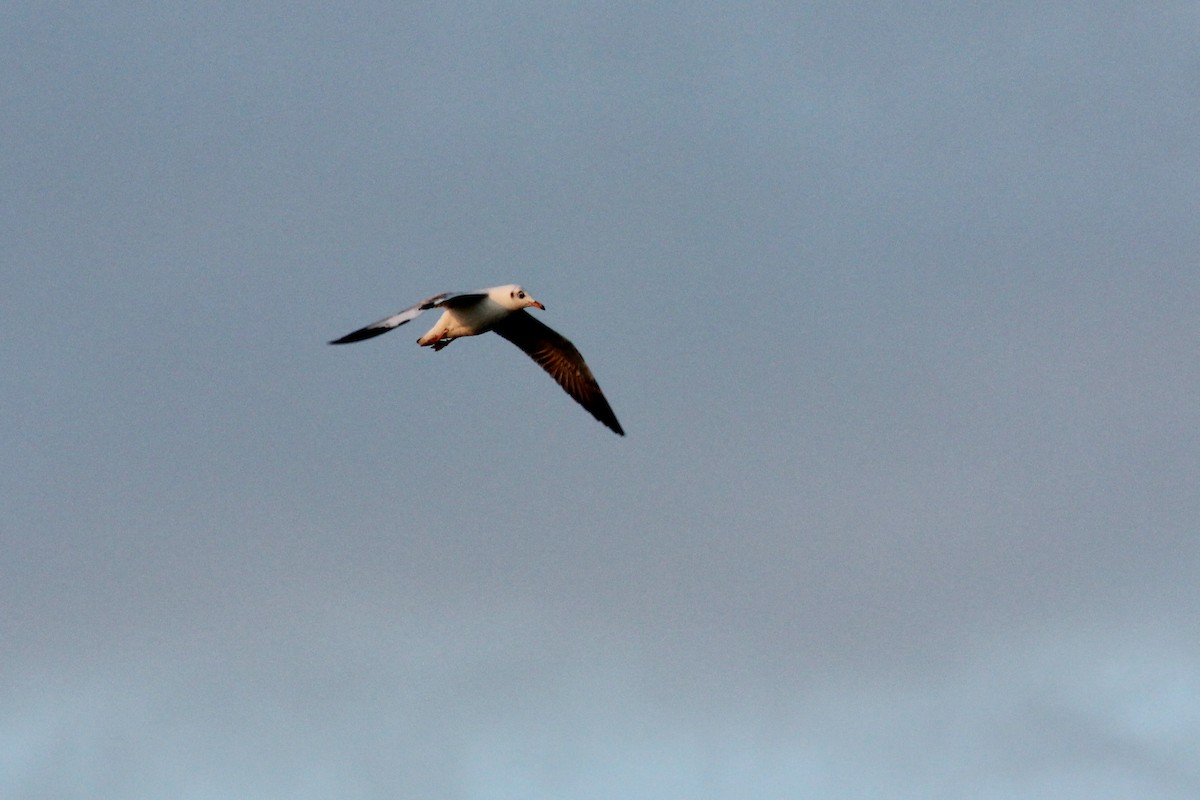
left=494, top=284, right=545, bottom=311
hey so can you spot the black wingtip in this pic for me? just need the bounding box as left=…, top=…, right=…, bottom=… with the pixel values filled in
left=593, top=405, right=625, bottom=436
left=328, top=327, right=390, bottom=345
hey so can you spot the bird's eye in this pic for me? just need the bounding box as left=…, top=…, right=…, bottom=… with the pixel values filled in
left=518, top=291, right=525, bottom=298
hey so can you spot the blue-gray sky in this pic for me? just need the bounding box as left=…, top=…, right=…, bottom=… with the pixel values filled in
left=4, top=3, right=1199, bottom=797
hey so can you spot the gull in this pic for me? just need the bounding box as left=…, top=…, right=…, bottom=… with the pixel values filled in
left=330, top=284, right=624, bottom=435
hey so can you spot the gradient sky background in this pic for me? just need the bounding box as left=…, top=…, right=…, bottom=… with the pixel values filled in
left=4, top=3, right=1199, bottom=797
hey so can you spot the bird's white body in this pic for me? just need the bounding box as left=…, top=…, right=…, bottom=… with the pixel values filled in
left=416, top=285, right=537, bottom=349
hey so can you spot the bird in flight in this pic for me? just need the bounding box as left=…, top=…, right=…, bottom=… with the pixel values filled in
left=329, top=284, right=624, bottom=435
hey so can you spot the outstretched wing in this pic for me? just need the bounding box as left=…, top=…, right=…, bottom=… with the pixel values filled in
left=328, top=292, right=486, bottom=345
left=492, top=310, right=624, bottom=435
